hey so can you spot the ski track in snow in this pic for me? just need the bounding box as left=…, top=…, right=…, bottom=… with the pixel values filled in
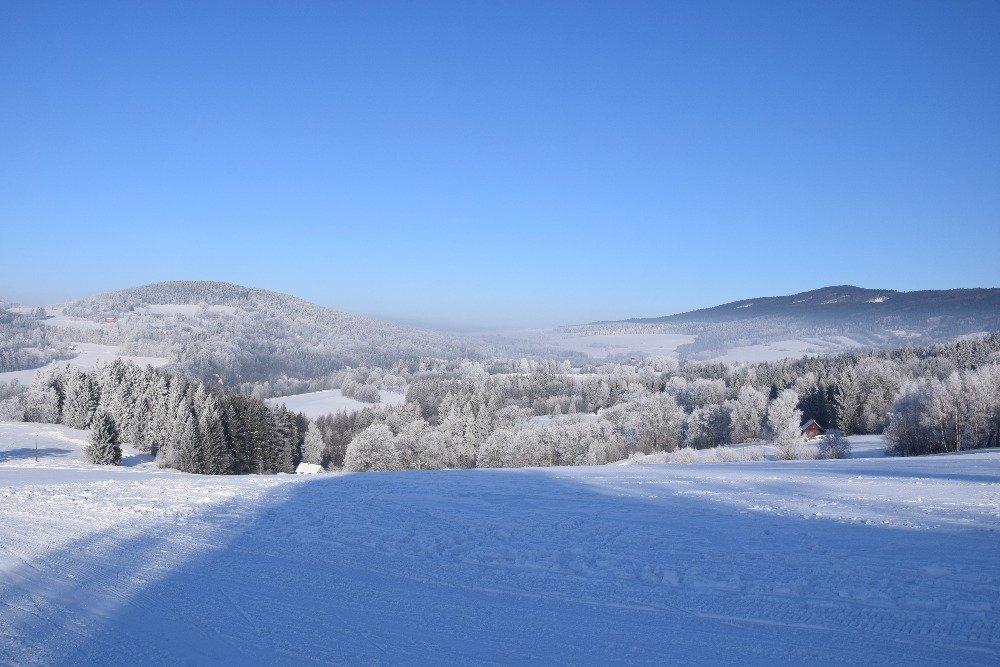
left=0, top=423, right=999, bottom=664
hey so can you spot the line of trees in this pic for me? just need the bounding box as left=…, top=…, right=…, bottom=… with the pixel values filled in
left=885, top=365, right=1000, bottom=456
left=322, top=333, right=1000, bottom=470
left=22, top=360, right=305, bottom=474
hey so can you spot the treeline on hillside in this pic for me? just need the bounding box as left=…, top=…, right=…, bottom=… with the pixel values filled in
left=53, top=280, right=479, bottom=387
left=18, top=360, right=305, bottom=474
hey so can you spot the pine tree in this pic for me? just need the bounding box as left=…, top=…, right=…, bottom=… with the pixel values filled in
left=62, top=369, right=99, bottom=429
left=176, top=412, right=203, bottom=473
left=198, top=396, right=233, bottom=474
left=86, top=412, right=122, bottom=465
left=834, top=367, right=861, bottom=435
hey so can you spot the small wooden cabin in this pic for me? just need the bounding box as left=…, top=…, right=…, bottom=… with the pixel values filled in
left=800, top=419, right=825, bottom=439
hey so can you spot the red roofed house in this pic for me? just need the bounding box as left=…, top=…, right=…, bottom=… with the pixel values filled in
left=800, top=419, right=825, bottom=439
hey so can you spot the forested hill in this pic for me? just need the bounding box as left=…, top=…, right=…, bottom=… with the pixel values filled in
left=54, top=281, right=481, bottom=388
left=616, top=286, right=1000, bottom=327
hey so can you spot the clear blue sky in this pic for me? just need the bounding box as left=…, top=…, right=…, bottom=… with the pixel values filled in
left=2, top=1, right=998, bottom=328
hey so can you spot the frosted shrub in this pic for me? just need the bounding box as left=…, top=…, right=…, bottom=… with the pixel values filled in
left=716, top=445, right=766, bottom=463
left=344, top=424, right=400, bottom=472
left=779, top=442, right=820, bottom=461
left=818, top=432, right=851, bottom=459
left=670, top=447, right=700, bottom=464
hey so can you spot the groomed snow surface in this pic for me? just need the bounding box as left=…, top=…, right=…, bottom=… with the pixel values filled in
left=1, top=423, right=998, bottom=664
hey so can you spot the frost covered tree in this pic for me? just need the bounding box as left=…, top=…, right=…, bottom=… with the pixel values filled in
left=603, top=391, right=684, bottom=454
left=884, top=366, right=1000, bottom=456
left=833, top=367, right=861, bottom=435
left=23, top=383, right=59, bottom=423
left=730, top=385, right=767, bottom=443
left=198, top=396, right=233, bottom=474
left=61, top=369, right=99, bottom=429
left=344, top=423, right=400, bottom=472
left=856, top=359, right=901, bottom=434
left=766, top=389, right=802, bottom=449
left=86, top=412, right=122, bottom=465
left=683, top=404, right=732, bottom=449
left=301, top=422, right=325, bottom=466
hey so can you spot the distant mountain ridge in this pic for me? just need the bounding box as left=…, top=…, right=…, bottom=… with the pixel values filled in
left=580, top=285, right=1000, bottom=362
left=614, top=286, right=1000, bottom=326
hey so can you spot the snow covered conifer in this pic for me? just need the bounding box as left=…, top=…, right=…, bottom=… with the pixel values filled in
left=198, top=396, right=233, bottom=474
left=62, top=369, right=99, bottom=429
left=833, top=367, right=861, bottom=435
left=86, top=411, right=122, bottom=466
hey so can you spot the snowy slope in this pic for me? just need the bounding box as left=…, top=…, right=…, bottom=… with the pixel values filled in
left=1, top=422, right=998, bottom=664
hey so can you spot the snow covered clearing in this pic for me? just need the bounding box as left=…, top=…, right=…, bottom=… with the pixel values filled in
left=266, top=388, right=406, bottom=418
left=0, top=343, right=169, bottom=386
left=33, top=308, right=108, bottom=330
left=706, top=337, right=865, bottom=364
left=1, top=421, right=998, bottom=664
left=544, top=332, right=696, bottom=360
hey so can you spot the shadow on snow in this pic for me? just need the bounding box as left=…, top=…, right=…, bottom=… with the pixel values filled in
left=1, top=467, right=998, bottom=665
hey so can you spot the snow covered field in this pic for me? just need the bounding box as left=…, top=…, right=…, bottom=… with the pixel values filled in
left=705, top=337, right=866, bottom=364
left=0, top=343, right=169, bottom=386
left=266, top=388, right=406, bottom=418
left=1, top=422, right=998, bottom=664
left=544, top=331, right=696, bottom=360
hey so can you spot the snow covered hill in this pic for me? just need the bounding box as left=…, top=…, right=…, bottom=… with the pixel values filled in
left=38, top=280, right=482, bottom=386
left=1, top=421, right=998, bottom=664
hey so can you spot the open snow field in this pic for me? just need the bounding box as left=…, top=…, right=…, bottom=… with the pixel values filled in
left=1, top=422, right=999, bottom=664
left=0, top=343, right=169, bottom=387
left=544, top=331, right=696, bottom=360
left=705, top=337, right=866, bottom=364
left=266, top=389, right=406, bottom=419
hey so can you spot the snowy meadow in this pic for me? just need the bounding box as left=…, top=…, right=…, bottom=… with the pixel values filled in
left=0, top=422, right=998, bottom=664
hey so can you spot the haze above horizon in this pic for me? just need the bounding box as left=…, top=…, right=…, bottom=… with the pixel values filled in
left=2, top=1, right=998, bottom=328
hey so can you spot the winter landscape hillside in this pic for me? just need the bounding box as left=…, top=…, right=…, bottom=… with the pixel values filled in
left=5, top=2, right=1000, bottom=663
left=2, top=281, right=999, bottom=662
